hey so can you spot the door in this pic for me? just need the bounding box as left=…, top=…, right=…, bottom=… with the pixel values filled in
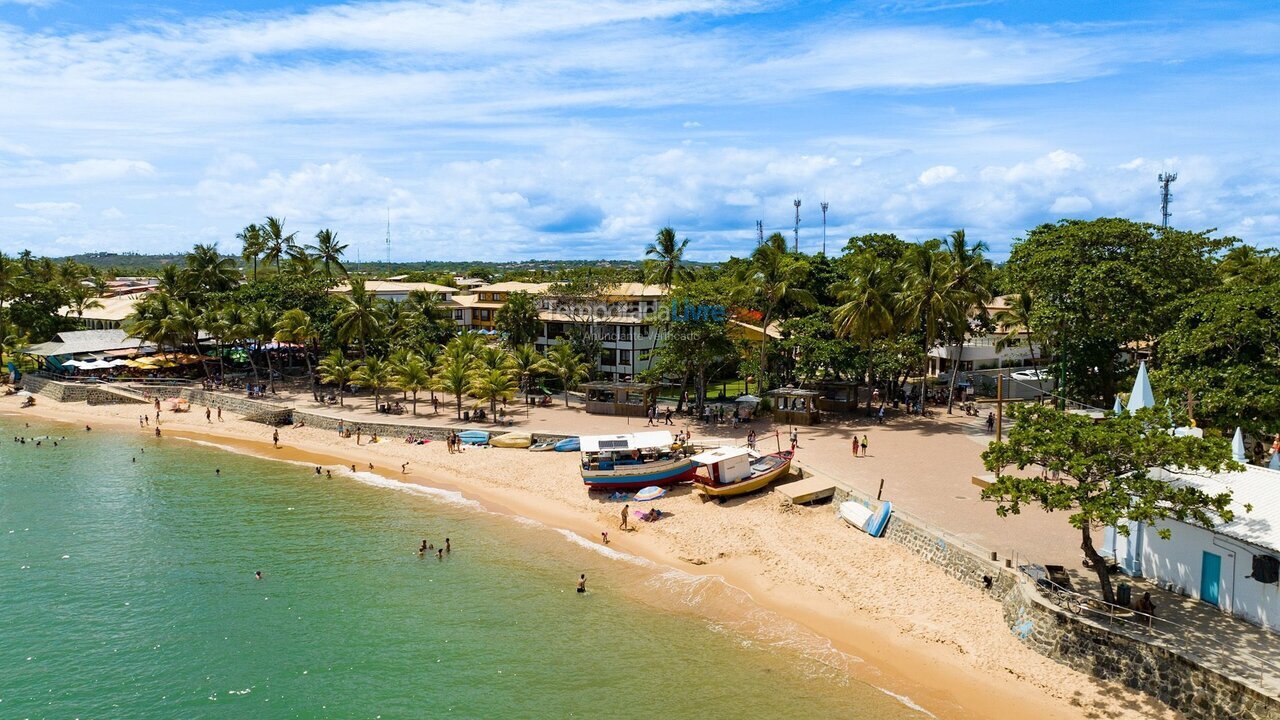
left=1200, top=551, right=1222, bottom=607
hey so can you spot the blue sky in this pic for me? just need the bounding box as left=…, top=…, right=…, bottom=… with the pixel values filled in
left=0, top=0, right=1277, bottom=262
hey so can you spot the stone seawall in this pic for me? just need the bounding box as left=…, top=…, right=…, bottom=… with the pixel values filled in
left=20, top=375, right=88, bottom=403
left=86, top=386, right=145, bottom=406
left=160, top=388, right=294, bottom=425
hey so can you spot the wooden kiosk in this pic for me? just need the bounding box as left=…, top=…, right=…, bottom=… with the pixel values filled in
left=769, top=388, right=822, bottom=426
left=581, top=380, right=658, bottom=418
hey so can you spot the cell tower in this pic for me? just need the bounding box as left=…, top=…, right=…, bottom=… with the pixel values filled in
left=385, top=207, right=392, bottom=272
left=793, top=198, right=801, bottom=253
left=820, top=201, right=829, bottom=255
left=1159, top=172, right=1177, bottom=228
left=756, top=220, right=764, bottom=244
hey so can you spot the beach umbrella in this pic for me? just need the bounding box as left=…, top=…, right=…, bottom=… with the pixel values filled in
left=634, top=486, right=665, bottom=502
left=81, top=359, right=112, bottom=370
left=62, top=359, right=85, bottom=367
left=1112, top=396, right=1124, bottom=415
left=736, top=394, right=761, bottom=404
left=1126, top=361, right=1155, bottom=414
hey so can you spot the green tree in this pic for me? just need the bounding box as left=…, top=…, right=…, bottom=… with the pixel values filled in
left=246, top=303, right=280, bottom=392
left=274, top=308, right=319, bottom=401
left=735, top=233, right=814, bottom=393
left=393, top=353, right=432, bottom=415
left=542, top=342, right=589, bottom=406
left=353, top=355, right=393, bottom=411
left=1006, top=219, right=1230, bottom=403
left=317, top=349, right=357, bottom=406
left=184, top=243, right=241, bottom=298
left=941, top=229, right=993, bottom=413
left=470, top=367, right=517, bottom=414
left=435, top=355, right=474, bottom=419
left=1156, top=266, right=1280, bottom=436
left=508, top=343, right=545, bottom=401
left=981, top=404, right=1240, bottom=603
left=334, top=277, right=388, bottom=358
left=260, top=216, right=298, bottom=273
left=238, top=224, right=266, bottom=281
left=644, top=226, right=689, bottom=288
left=306, top=229, right=348, bottom=279
left=495, top=291, right=540, bottom=346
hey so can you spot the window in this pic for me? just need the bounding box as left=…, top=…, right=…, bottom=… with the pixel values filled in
left=639, top=324, right=650, bottom=338
left=478, top=309, right=490, bottom=321
left=600, top=348, right=617, bottom=366
left=618, top=349, right=631, bottom=366
left=617, top=325, right=632, bottom=342
left=454, top=310, right=463, bottom=319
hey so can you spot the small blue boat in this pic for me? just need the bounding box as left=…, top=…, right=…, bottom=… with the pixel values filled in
left=458, top=430, right=491, bottom=445
left=554, top=437, right=580, bottom=452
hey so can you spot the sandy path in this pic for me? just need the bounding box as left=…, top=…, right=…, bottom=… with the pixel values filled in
left=1, top=395, right=1179, bottom=720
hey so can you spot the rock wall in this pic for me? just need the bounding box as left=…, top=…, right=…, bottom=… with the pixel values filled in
left=20, top=375, right=88, bottom=402
left=291, top=409, right=573, bottom=445
left=1003, top=583, right=1280, bottom=720
left=86, top=386, right=145, bottom=405
left=163, top=388, right=294, bottom=425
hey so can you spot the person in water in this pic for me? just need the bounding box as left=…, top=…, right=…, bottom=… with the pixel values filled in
left=418, top=540, right=428, bottom=555
left=255, top=571, right=262, bottom=580
left=577, top=574, right=586, bottom=593
left=445, top=538, right=451, bottom=553
left=215, top=468, right=220, bottom=476
left=437, top=548, right=444, bottom=560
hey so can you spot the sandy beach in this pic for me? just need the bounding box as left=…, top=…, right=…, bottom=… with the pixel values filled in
left=2, top=394, right=1181, bottom=720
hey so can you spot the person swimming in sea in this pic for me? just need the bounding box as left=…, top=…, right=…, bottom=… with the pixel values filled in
left=445, top=538, right=451, bottom=553
left=255, top=571, right=262, bottom=580
left=577, top=574, right=586, bottom=593
left=437, top=548, right=444, bottom=560
left=418, top=540, right=428, bottom=555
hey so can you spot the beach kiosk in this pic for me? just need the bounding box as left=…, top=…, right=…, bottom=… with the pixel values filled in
left=581, top=380, right=659, bottom=418
left=768, top=388, right=822, bottom=426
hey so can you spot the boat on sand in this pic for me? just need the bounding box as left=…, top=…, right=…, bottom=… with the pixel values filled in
left=690, top=446, right=793, bottom=499
left=579, top=431, right=694, bottom=490
left=491, top=432, right=532, bottom=448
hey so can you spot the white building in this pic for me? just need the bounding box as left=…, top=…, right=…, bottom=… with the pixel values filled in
left=329, top=280, right=457, bottom=304
left=1105, top=462, right=1280, bottom=629
left=537, top=283, right=666, bottom=381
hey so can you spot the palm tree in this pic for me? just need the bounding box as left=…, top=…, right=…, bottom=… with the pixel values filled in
left=494, top=291, right=540, bottom=346
left=184, top=243, right=240, bottom=296
left=736, top=234, right=815, bottom=394
left=992, top=293, right=1045, bottom=399
left=393, top=353, right=431, bottom=415
left=942, top=229, right=993, bottom=413
left=284, top=251, right=323, bottom=280
left=306, top=229, right=348, bottom=279
left=542, top=343, right=589, bottom=406
left=896, top=242, right=963, bottom=365
left=435, top=355, right=474, bottom=419
left=645, top=226, right=689, bottom=288
left=0, top=251, right=13, bottom=369
left=260, top=216, right=297, bottom=273
left=471, top=367, right=517, bottom=414
left=353, top=356, right=393, bottom=412
left=508, top=343, right=545, bottom=401
left=317, top=350, right=357, bottom=406
left=275, top=308, right=319, bottom=401
left=238, top=224, right=266, bottom=281
left=67, top=285, right=104, bottom=321
left=220, top=304, right=257, bottom=383
left=477, top=345, right=511, bottom=373
left=246, top=303, right=279, bottom=392
left=833, top=254, right=900, bottom=344
left=334, top=277, right=388, bottom=358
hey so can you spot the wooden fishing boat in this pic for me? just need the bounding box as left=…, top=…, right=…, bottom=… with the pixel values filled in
left=457, top=430, right=491, bottom=445
left=689, top=446, right=793, bottom=498
left=554, top=437, right=580, bottom=452
left=529, top=439, right=558, bottom=452
left=579, top=431, right=695, bottom=490
left=491, top=432, right=532, bottom=448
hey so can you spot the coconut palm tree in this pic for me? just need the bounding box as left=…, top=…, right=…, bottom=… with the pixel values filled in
left=220, top=304, right=257, bottom=383
left=334, top=277, right=388, bottom=358
left=471, top=367, right=517, bottom=414
left=238, top=224, right=266, bottom=281
left=942, top=229, right=993, bottom=413
left=435, top=355, right=474, bottom=419
left=184, top=243, right=240, bottom=296
left=317, top=350, right=357, bottom=406
left=477, top=345, right=511, bottom=374
left=274, top=308, right=319, bottom=401
left=896, top=242, right=963, bottom=364
left=260, top=216, right=297, bottom=273
left=833, top=254, right=900, bottom=344
left=735, top=234, right=814, bottom=394
left=306, top=229, right=348, bottom=279
left=246, top=303, right=280, bottom=392
left=66, top=285, right=104, bottom=321
left=645, top=226, right=689, bottom=288
left=393, top=353, right=431, bottom=415
left=542, top=343, right=589, bottom=406
left=508, top=343, right=545, bottom=401
left=353, top=355, right=394, bottom=412
left=494, top=290, right=540, bottom=346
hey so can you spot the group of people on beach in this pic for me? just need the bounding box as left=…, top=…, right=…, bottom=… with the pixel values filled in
left=851, top=434, right=869, bottom=458
left=445, top=431, right=467, bottom=454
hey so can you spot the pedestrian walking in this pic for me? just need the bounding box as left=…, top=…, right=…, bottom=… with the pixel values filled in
left=620, top=504, right=630, bottom=530
left=852, top=435, right=860, bottom=457
left=788, top=427, right=798, bottom=450
left=861, top=434, right=868, bottom=457
left=747, top=429, right=757, bottom=450
left=205, top=407, right=211, bottom=423
left=272, top=429, right=279, bottom=448
left=217, top=407, right=223, bottom=421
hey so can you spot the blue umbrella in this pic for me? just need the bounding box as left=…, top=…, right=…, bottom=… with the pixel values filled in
left=634, top=486, right=665, bottom=502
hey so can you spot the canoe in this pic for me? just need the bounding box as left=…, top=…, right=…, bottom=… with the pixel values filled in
left=581, top=456, right=696, bottom=490
left=840, top=500, right=892, bottom=538
left=529, top=439, right=558, bottom=452
left=458, top=430, right=491, bottom=445
left=491, top=432, right=532, bottom=448
left=553, top=437, right=580, bottom=452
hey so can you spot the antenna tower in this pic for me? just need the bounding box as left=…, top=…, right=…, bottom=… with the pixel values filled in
left=820, top=201, right=829, bottom=255
left=385, top=207, right=392, bottom=272
left=1159, top=172, right=1177, bottom=228
left=756, top=220, right=764, bottom=244
left=793, top=198, right=802, bottom=252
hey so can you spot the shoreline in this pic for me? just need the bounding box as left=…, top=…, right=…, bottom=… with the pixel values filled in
left=2, top=396, right=1180, bottom=720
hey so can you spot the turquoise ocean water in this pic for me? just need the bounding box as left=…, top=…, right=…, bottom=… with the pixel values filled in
left=0, top=415, right=924, bottom=719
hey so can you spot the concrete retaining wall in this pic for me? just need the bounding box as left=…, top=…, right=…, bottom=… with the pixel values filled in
left=291, top=409, right=573, bottom=445
left=86, top=386, right=146, bottom=406
left=20, top=376, right=89, bottom=402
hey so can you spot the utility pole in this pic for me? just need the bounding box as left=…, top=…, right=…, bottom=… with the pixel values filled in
left=820, top=201, right=829, bottom=255
left=793, top=198, right=801, bottom=253
left=1159, top=172, right=1177, bottom=228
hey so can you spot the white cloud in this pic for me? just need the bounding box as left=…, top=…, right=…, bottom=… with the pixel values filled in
left=1050, top=195, right=1092, bottom=214
left=14, top=201, right=79, bottom=214
left=101, top=207, right=125, bottom=219
left=59, top=159, right=156, bottom=183
left=918, top=165, right=959, bottom=186
left=683, top=121, right=702, bottom=128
